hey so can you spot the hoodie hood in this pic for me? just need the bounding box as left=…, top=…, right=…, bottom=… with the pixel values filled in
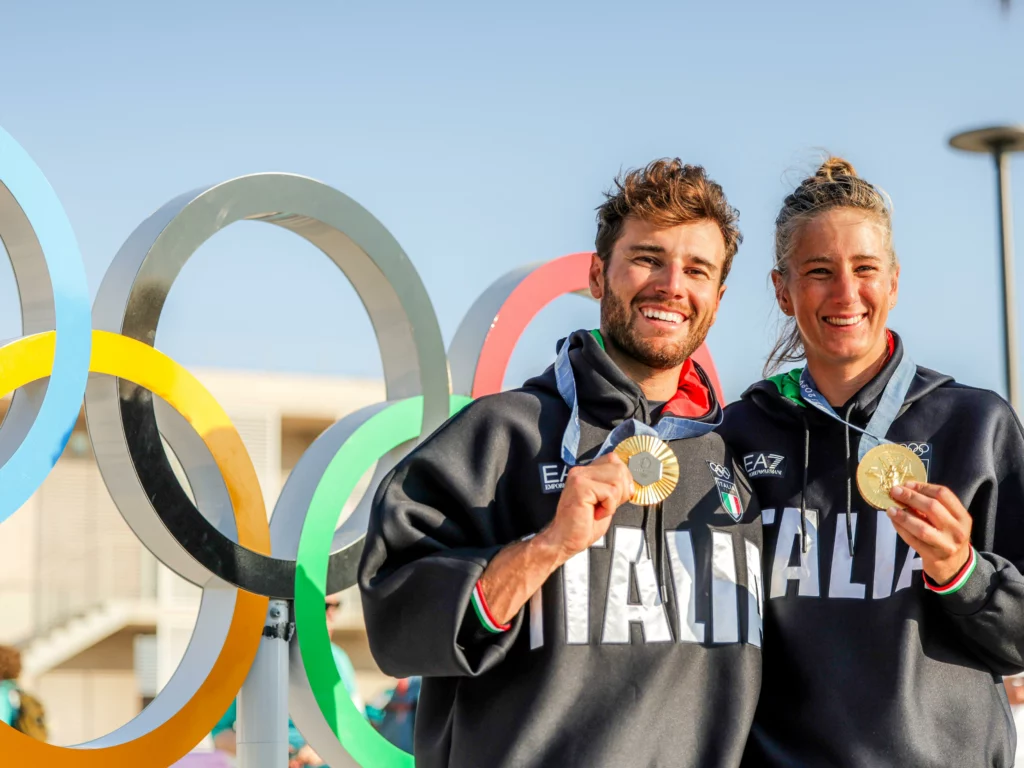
left=740, top=331, right=953, bottom=425
left=524, top=328, right=722, bottom=432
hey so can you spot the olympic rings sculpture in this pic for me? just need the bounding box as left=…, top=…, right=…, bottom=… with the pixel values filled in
left=0, top=126, right=722, bottom=766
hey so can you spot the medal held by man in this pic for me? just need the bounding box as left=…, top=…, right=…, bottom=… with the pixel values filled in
left=614, top=434, right=679, bottom=505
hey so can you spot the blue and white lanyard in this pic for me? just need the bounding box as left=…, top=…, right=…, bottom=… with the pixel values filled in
left=554, top=334, right=721, bottom=467
left=797, top=351, right=916, bottom=461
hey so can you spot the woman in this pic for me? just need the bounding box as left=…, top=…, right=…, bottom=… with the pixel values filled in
left=719, top=158, right=1024, bottom=767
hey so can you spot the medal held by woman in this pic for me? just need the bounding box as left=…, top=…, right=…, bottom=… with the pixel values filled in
left=855, top=443, right=927, bottom=512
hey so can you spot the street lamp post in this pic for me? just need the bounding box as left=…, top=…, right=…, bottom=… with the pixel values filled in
left=950, top=125, right=1024, bottom=411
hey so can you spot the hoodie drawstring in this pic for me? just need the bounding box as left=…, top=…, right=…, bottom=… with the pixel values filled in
left=800, top=417, right=811, bottom=553
left=656, top=502, right=667, bottom=603
left=641, top=503, right=669, bottom=604
left=844, top=403, right=857, bottom=558
left=800, top=404, right=859, bottom=557
left=640, top=502, right=650, bottom=550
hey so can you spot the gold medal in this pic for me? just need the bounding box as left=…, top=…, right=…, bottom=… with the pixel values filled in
left=613, top=434, right=679, bottom=505
left=856, top=443, right=928, bottom=510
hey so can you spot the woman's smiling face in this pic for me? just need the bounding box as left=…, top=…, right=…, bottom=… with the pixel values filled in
left=774, top=207, right=899, bottom=369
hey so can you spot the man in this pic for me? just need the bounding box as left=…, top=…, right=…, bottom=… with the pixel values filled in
left=359, top=159, right=763, bottom=768
left=211, top=596, right=363, bottom=767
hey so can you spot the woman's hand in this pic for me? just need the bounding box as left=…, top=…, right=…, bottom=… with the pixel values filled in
left=887, top=481, right=972, bottom=586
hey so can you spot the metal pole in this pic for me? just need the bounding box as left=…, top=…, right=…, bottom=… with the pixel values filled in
left=237, top=599, right=292, bottom=768
left=995, top=147, right=1020, bottom=411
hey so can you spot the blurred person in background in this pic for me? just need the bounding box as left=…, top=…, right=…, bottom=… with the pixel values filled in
left=718, top=157, right=1024, bottom=767
left=211, top=595, right=363, bottom=766
left=366, top=676, right=419, bottom=752
left=0, top=644, right=47, bottom=742
left=1008, top=675, right=1024, bottom=765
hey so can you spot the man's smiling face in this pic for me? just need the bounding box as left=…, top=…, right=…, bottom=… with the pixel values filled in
left=590, top=216, right=728, bottom=371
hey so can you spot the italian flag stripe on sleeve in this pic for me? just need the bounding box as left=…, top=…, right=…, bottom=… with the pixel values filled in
left=924, top=547, right=977, bottom=595
left=724, top=492, right=742, bottom=519
left=471, top=581, right=511, bottom=633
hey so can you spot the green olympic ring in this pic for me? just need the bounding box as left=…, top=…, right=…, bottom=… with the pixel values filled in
left=295, top=395, right=472, bottom=766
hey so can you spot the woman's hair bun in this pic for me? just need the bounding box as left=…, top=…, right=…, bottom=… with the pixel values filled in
left=813, top=156, right=857, bottom=181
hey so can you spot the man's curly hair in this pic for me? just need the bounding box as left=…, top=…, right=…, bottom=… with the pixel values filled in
left=595, top=158, right=742, bottom=283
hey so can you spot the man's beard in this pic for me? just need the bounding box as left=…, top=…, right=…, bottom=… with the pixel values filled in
left=600, top=288, right=713, bottom=369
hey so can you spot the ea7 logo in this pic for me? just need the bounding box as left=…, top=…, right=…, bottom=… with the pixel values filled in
left=743, top=452, right=788, bottom=479
left=899, top=442, right=932, bottom=476
left=538, top=462, right=569, bottom=494
left=707, top=461, right=744, bottom=521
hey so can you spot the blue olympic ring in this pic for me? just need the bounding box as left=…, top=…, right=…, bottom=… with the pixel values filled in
left=0, top=127, right=91, bottom=523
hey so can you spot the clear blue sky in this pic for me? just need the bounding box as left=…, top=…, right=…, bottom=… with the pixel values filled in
left=2, top=0, right=1022, bottom=402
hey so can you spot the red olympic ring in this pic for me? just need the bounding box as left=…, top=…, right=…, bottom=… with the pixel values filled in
left=471, top=252, right=724, bottom=400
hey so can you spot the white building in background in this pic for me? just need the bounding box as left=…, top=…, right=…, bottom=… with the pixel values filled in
left=0, top=368, right=395, bottom=748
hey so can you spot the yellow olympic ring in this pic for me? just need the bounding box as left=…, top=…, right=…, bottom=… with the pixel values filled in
left=0, top=330, right=269, bottom=765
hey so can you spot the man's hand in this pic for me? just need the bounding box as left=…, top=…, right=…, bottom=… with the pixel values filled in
left=888, top=481, right=973, bottom=586
left=477, top=452, right=634, bottom=627
left=535, top=452, right=635, bottom=564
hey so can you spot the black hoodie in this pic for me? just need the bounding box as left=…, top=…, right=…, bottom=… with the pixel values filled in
left=359, top=330, right=763, bottom=768
left=717, top=332, right=1024, bottom=768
